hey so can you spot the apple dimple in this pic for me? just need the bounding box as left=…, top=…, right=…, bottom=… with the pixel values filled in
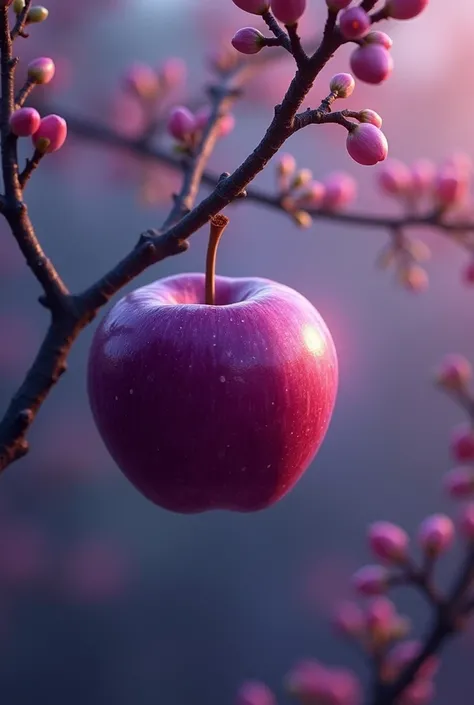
left=87, top=273, right=338, bottom=513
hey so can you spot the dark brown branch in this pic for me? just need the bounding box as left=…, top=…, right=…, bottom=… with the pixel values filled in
left=261, top=9, right=292, bottom=53
left=19, top=148, right=43, bottom=188
left=15, top=76, right=35, bottom=108
left=286, top=23, right=308, bottom=67
left=0, top=14, right=344, bottom=470
left=10, top=0, right=33, bottom=40
left=162, top=75, right=239, bottom=229
left=48, top=110, right=474, bottom=237
left=368, top=547, right=474, bottom=705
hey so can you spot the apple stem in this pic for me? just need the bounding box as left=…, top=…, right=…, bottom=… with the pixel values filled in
left=205, top=214, right=230, bottom=305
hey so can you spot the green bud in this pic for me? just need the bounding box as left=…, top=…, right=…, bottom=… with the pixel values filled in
left=13, top=0, right=25, bottom=14
left=26, top=5, right=49, bottom=23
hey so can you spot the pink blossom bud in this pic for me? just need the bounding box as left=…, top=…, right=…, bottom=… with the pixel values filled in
left=167, top=106, right=197, bottom=142
left=351, top=565, right=389, bottom=595
left=350, top=45, right=393, bottom=84
left=232, top=0, right=270, bottom=14
left=444, top=467, right=474, bottom=498
left=160, top=58, right=187, bottom=89
left=450, top=424, right=474, bottom=462
left=368, top=521, right=409, bottom=563
left=332, top=601, right=364, bottom=637
left=339, top=7, right=371, bottom=40
left=32, top=114, right=67, bottom=153
left=326, top=0, right=352, bottom=9
left=194, top=108, right=235, bottom=138
left=232, top=27, right=265, bottom=54
left=358, top=109, right=383, bottom=128
left=346, top=124, right=388, bottom=167
left=387, top=0, right=429, bottom=20
left=383, top=641, right=438, bottom=682
left=27, top=57, right=55, bottom=84
left=459, top=503, right=474, bottom=540
left=218, top=113, right=236, bottom=137
left=319, top=669, right=362, bottom=705
left=445, top=152, right=473, bottom=175
left=236, top=682, right=275, bottom=705
left=434, top=167, right=467, bottom=207
left=435, top=354, right=471, bottom=391
left=296, top=181, right=326, bottom=208
left=365, top=31, right=393, bottom=49
left=398, top=265, right=429, bottom=293
left=463, top=260, right=474, bottom=286
left=418, top=514, right=454, bottom=556
left=270, top=0, right=306, bottom=25
left=399, top=680, right=435, bottom=705
left=365, top=597, right=396, bottom=634
left=330, top=73, right=355, bottom=98
left=322, top=172, right=357, bottom=209
left=277, top=153, right=296, bottom=177
left=410, top=159, right=435, bottom=195
left=377, top=159, right=412, bottom=195
left=9, top=107, right=41, bottom=137
left=123, top=63, right=159, bottom=99
left=286, top=661, right=361, bottom=705
left=292, top=168, right=312, bottom=189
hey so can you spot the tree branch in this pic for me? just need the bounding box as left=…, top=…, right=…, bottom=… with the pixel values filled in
left=0, top=14, right=344, bottom=470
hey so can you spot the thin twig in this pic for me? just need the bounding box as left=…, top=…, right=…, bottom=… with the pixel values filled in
left=45, top=109, right=474, bottom=238
left=19, top=148, right=43, bottom=188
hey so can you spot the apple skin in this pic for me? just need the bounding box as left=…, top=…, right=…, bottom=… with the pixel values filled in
left=87, top=273, right=338, bottom=513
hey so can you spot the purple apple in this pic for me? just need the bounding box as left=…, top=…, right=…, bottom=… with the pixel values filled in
left=87, top=273, right=338, bottom=513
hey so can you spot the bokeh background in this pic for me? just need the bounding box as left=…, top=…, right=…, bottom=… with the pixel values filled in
left=1, top=0, right=474, bottom=703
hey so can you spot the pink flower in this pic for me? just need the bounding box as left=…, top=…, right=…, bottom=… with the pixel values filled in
left=346, top=124, right=388, bottom=167
left=330, top=73, right=355, bottom=99
left=450, top=423, right=474, bottom=462
left=167, top=106, right=197, bottom=141
left=232, top=27, right=265, bottom=54
left=350, top=45, right=393, bottom=84
left=418, top=514, right=455, bottom=556
left=236, top=682, right=275, bottom=705
left=351, top=565, right=389, bottom=595
left=387, top=0, right=429, bottom=20
left=339, top=7, right=371, bottom=40
left=377, top=159, right=412, bottom=196
left=322, top=172, right=357, bottom=209
left=232, top=0, right=270, bottom=14
left=9, top=107, right=41, bottom=137
left=368, top=521, right=409, bottom=563
left=270, top=0, right=306, bottom=25
left=32, top=114, right=67, bottom=153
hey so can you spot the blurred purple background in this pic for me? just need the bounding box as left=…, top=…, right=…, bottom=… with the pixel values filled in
left=1, top=0, right=474, bottom=703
